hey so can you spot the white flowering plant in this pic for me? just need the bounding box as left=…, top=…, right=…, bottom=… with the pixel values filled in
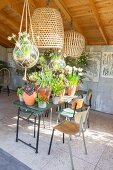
left=8, top=32, right=39, bottom=68
left=65, top=66, right=84, bottom=86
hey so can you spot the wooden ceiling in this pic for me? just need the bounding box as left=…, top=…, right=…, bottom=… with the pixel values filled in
left=0, top=0, right=113, bottom=47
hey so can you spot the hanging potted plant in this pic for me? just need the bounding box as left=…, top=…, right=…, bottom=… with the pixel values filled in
left=17, top=87, right=23, bottom=102
left=8, top=0, right=39, bottom=81
left=51, top=77, right=65, bottom=104
left=36, top=94, right=49, bottom=109
left=22, top=82, right=37, bottom=106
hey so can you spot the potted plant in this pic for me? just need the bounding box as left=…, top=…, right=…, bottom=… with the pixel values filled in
left=17, top=87, right=23, bottom=102
left=66, top=66, right=83, bottom=96
left=36, top=94, right=49, bottom=109
left=51, top=77, right=65, bottom=104
left=22, top=82, right=37, bottom=106
left=36, top=69, right=53, bottom=100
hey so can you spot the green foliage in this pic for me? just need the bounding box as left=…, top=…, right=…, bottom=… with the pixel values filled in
left=64, top=52, right=89, bottom=68
left=36, top=69, right=53, bottom=88
left=51, top=77, right=65, bottom=96
left=17, top=87, right=23, bottom=96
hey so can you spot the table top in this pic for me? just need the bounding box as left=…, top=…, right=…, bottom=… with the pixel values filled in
left=13, top=100, right=57, bottom=115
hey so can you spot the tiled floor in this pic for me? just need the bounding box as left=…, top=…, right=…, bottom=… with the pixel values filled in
left=0, top=92, right=113, bottom=170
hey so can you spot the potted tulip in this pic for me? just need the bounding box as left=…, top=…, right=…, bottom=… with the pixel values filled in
left=36, top=94, right=49, bottom=109
left=51, top=77, right=65, bottom=105
left=17, top=87, right=23, bottom=102
left=22, top=82, right=37, bottom=106
left=66, top=66, right=83, bottom=96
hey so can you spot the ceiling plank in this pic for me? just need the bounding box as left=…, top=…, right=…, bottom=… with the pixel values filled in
left=0, top=0, right=8, bottom=11
left=53, top=0, right=88, bottom=44
left=88, top=0, right=108, bottom=44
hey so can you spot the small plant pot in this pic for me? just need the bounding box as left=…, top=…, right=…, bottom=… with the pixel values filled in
left=38, top=102, right=47, bottom=109
left=23, top=91, right=37, bottom=106
left=67, top=86, right=76, bottom=96
left=19, top=94, right=24, bottom=102
left=52, top=96, right=61, bottom=105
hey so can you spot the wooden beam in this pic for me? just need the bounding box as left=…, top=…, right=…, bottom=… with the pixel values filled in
left=0, top=0, right=8, bottom=11
left=53, top=0, right=88, bottom=44
left=88, top=0, right=108, bottom=44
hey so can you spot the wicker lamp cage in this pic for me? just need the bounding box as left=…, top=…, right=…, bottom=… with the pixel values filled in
left=63, top=31, right=85, bottom=58
left=30, top=7, right=64, bottom=49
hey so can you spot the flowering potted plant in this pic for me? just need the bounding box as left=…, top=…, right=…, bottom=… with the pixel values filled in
left=65, top=66, right=83, bottom=96
left=51, top=77, right=65, bottom=104
left=22, top=82, right=37, bottom=106
left=17, top=87, right=23, bottom=102
left=36, top=94, right=49, bottom=109
left=8, top=32, right=39, bottom=68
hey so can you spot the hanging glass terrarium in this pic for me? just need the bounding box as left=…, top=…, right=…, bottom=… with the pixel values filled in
left=8, top=0, right=39, bottom=80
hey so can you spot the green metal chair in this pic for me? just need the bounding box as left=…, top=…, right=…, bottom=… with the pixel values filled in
left=48, top=106, right=90, bottom=170
left=57, top=98, right=85, bottom=121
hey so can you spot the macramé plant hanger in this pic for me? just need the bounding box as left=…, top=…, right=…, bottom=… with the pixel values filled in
left=13, top=0, right=39, bottom=81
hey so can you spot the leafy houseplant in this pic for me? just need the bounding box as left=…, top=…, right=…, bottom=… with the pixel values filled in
left=51, top=77, right=65, bottom=104
left=8, top=32, right=39, bottom=68
left=17, top=87, right=23, bottom=102
left=22, top=82, right=37, bottom=106
left=65, top=66, right=83, bottom=96
left=36, top=94, right=49, bottom=108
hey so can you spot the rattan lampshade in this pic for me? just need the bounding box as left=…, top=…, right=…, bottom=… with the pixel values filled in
left=31, top=7, right=64, bottom=49
left=63, top=31, right=85, bottom=58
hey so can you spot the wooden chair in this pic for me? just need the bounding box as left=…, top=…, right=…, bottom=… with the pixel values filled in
left=48, top=107, right=90, bottom=170
left=57, top=97, right=85, bottom=121
left=0, top=68, right=10, bottom=96
left=83, top=89, right=92, bottom=128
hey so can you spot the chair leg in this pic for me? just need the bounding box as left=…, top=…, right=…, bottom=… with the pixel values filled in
left=48, top=129, right=55, bottom=155
left=42, top=114, right=45, bottom=128
left=34, top=117, right=36, bottom=138
left=7, top=85, right=10, bottom=96
left=63, top=133, right=64, bottom=144
left=87, top=118, right=89, bottom=128
left=68, top=136, right=74, bottom=170
left=82, top=131, right=87, bottom=155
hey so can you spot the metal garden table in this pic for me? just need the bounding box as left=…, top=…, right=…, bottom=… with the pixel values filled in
left=13, top=100, right=57, bottom=153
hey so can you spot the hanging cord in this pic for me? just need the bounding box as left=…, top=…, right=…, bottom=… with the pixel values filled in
left=27, top=0, right=35, bottom=44
left=19, top=0, right=26, bottom=33
left=25, top=0, right=28, bottom=33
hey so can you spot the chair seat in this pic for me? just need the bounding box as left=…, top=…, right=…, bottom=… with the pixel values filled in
left=59, top=108, right=76, bottom=118
left=54, top=120, right=79, bottom=135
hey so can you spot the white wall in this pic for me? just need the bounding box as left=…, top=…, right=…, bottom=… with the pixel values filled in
left=82, top=45, right=113, bottom=114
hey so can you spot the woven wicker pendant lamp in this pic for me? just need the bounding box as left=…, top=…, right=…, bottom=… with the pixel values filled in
left=63, top=22, right=85, bottom=58
left=30, top=6, right=64, bottom=49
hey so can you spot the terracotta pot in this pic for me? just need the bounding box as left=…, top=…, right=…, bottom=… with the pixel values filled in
left=67, top=86, right=76, bottom=96
left=38, top=102, right=47, bottom=109
left=59, top=89, right=65, bottom=97
left=52, top=96, right=61, bottom=105
left=23, top=91, right=37, bottom=106
left=38, top=87, right=51, bottom=100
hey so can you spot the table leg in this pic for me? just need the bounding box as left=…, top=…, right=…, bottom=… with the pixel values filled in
left=16, top=107, right=20, bottom=142
left=34, top=116, right=36, bottom=138
left=49, top=108, right=52, bottom=128
left=36, top=115, right=41, bottom=153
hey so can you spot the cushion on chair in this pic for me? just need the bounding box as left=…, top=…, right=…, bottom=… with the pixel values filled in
left=54, top=120, right=80, bottom=135
left=59, top=108, right=76, bottom=118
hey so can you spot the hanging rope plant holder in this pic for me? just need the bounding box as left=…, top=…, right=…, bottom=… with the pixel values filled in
left=13, top=0, right=39, bottom=81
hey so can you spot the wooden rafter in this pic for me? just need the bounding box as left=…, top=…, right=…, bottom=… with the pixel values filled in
left=53, top=0, right=88, bottom=44
left=88, top=0, right=108, bottom=44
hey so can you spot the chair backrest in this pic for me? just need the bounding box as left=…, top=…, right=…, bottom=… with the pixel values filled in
left=0, top=68, right=10, bottom=86
left=87, top=89, right=92, bottom=107
left=74, top=106, right=90, bottom=134
left=72, top=97, right=85, bottom=110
